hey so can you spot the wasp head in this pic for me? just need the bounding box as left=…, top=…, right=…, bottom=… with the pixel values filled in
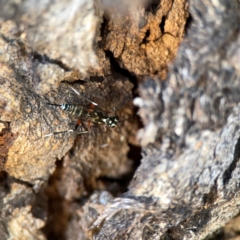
left=104, top=116, right=118, bottom=128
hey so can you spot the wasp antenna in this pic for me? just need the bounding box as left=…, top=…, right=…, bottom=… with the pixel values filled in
left=70, top=87, right=98, bottom=106
left=43, top=129, right=89, bottom=138
left=43, top=133, right=54, bottom=138
left=46, top=103, right=62, bottom=107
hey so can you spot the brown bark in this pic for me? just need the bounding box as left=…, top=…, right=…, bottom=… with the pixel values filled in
left=0, top=0, right=239, bottom=239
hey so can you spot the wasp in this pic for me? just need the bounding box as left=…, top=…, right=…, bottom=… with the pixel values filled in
left=44, top=87, right=118, bottom=137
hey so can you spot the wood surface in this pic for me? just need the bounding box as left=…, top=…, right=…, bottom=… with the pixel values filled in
left=0, top=0, right=239, bottom=239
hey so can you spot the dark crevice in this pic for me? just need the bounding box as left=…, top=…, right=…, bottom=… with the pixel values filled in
left=142, top=29, right=151, bottom=44
left=42, top=159, right=68, bottom=240
left=20, top=38, right=71, bottom=72
left=184, top=13, right=193, bottom=35
left=223, top=137, right=240, bottom=185
left=98, top=16, right=109, bottom=49
left=96, top=144, right=142, bottom=197
left=159, top=16, right=166, bottom=33
left=206, top=229, right=225, bottom=240
left=105, top=50, right=138, bottom=90
left=89, top=76, right=105, bottom=83
left=127, top=144, right=142, bottom=169
left=0, top=170, right=11, bottom=194
left=105, top=50, right=135, bottom=78
left=3, top=33, right=71, bottom=72
left=96, top=175, right=131, bottom=197
left=10, top=176, right=34, bottom=188
left=32, top=51, right=71, bottom=72
left=91, top=50, right=142, bottom=196
left=202, top=178, right=218, bottom=205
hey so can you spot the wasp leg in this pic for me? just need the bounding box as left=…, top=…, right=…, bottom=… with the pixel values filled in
left=75, top=119, right=89, bottom=134
left=75, top=119, right=82, bottom=130
left=43, top=129, right=75, bottom=138
left=88, top=120, right=92, bottom=131
left=75, top=117, right=92, bottom=132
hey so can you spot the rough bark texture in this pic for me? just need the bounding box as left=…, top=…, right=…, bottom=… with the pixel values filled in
left=92, top=0, right=240, bottom=239
left=0, top=0, right=239, bottom=240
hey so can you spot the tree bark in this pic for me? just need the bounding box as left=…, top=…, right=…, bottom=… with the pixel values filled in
left=0, top=0, right=239, bottom=239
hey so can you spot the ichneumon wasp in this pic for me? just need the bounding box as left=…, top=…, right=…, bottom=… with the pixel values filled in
left=44, top=87, right=119, bottom=137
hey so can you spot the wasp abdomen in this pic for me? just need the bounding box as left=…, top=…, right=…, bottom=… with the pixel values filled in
left=61, top=104, right=85, bottom=118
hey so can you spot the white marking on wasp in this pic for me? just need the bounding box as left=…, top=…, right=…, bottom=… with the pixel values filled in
left=102, top=118, right=107, bottom=123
